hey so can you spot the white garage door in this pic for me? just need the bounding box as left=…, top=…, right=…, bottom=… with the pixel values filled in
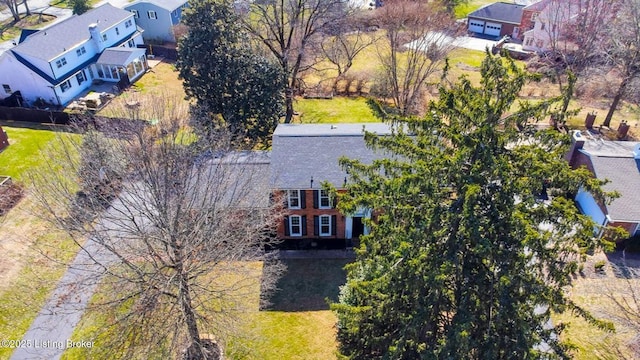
left=468, top=19, right=485, bottom=34
left=484, top=22, right=502, bottom=37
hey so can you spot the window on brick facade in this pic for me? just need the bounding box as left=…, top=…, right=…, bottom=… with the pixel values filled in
left=320, top=215, right=331, bottom=236
left=319, top=189, right=331, bottom=208
left=290, top=215, right=302, bottom=236
left=288, top=190, right=300, bottom=209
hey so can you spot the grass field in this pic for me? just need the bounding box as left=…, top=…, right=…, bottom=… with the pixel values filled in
left=295, top=97, right=380, bottom=124
left=63, top=258, right=349, bottom=359
left=0, top=14, right=56, bottom=41
left=0, top=123, right=63, bottom=180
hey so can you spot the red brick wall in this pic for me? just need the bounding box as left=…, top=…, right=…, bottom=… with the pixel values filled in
left=609, top=221, right=639, bottom=237
left=275, top=189, right=346, bottom=241
left=520, top=10, right=537, bottom=39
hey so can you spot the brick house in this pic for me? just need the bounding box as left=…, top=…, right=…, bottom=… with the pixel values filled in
left=467, top=2, right=526, bottom=39
left=269, top=123, right=390, bottom=249
left=566, top=131, right=640, bottom=239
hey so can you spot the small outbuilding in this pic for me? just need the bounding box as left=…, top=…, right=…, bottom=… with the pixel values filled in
left=467, top=2, right=525, bottom=39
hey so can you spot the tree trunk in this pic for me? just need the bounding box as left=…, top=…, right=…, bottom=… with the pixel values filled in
left=8, top=0, right=20, bottom=21
left=23, top=0, right=30, bottom=16
left=603, top=77, right=628, bottom=127
left=284, top=89, right=294, bottom=124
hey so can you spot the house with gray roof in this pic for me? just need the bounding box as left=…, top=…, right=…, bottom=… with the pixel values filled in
left=0, top=3, right=146, bottom=107
left=125, top=0, right=188, bottom=43
left=467, top=2, right=526, bottom=39
left=270, top=123, right=391, bottom=249
left=566, top=131, right=640, bottom=239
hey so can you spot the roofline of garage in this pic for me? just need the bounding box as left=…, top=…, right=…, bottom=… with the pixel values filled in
left=467, top=16, right=522, bottom=26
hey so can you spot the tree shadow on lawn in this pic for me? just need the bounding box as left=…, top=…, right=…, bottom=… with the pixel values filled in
left=264, top=258, right=351, bottom=312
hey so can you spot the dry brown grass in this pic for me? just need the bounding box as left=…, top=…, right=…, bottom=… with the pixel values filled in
left=554, top=253, right=640, bottom=359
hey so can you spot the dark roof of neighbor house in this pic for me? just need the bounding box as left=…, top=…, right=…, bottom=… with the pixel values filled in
left=125, top=0, right=187, bottom=12
left=270, top=123, right=392, bottom=189
left=580, top=140, right=640, bottom=222
left=13, top=4, right=133, bottom=62
left=468, top=2, right=525, bottom=24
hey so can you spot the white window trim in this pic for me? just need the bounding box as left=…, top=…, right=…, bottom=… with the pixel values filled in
left=289, top=215, right=302, bottom=236
left=148, top=10, right=157, bottom=19
left=132, top=9, right=139, bottom=18
left=288, top=190, right=301, bottom=209
left=319, top=215, right=331, bottom=236
left=318, top=189, right=331, bottom=209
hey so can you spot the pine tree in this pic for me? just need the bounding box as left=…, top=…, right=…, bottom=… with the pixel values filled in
left=176, top=0, right=284, bottom=148
left=333, top=53, right=614, bottom=359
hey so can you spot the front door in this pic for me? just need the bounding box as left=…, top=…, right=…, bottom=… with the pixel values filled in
left=352, top=217, right=364, bottom=239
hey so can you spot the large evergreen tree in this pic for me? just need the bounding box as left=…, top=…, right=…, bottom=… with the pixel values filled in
left=333, top=53, right=614, bottom=359
left=176, top=0, right=284, bottom=148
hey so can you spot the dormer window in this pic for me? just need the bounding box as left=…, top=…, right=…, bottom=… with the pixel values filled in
left=55, top=57, right=67, bottom=68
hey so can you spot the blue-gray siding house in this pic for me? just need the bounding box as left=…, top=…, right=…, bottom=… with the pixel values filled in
left=125, top=0, right=188, bottom=43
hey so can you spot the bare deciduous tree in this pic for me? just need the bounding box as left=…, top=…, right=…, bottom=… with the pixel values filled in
left=2, top=0, right=22, bottom=21
left=600, top=0, right=640, bottom=127
left=29, top=95, right=284, bottom=359
left=244, top=0, right=350, bottom=123
left=319, top=13, right=377, bottom=93
left=373, top=0, right=457, bottom=115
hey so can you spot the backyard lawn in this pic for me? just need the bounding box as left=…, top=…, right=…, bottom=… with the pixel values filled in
left=63, top=258, right=349, bottom=359
left=0, top=123, right=80, bottom=359
left=0, top=123, right=63, bottom=180
left=295, top=97, right=379, bottom=124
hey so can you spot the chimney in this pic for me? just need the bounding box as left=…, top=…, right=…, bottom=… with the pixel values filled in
left=565, top=130, right=585, bottom=166
left=88, top=24, right=105, bottom=52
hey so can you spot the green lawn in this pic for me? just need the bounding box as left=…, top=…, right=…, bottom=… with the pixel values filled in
left=455, top=0, right=496, bottom=19
left=295, top=97, right=380, bottom=124
left=63, top=258, right=350, bottom=359
left=0, top=124, right=62, bottom=180
left=0, top=14, right=56, bottom=42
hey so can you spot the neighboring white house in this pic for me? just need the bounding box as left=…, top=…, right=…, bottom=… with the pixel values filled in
left=0, top=4, right=146, bottom=107
left=125, top=0, right=189, bottom=43
left=521, top=0, right=581, bottom=52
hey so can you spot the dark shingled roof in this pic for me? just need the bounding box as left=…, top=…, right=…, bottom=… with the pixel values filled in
left=13, top=4, right=133, bottom=62
left=589, top=155, right=640, bottom=223
left=96, top=47, right=145, bottom=65
left=468, top=2, right=525, bottom=24
left=270, top=123, right=392, bottom=189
